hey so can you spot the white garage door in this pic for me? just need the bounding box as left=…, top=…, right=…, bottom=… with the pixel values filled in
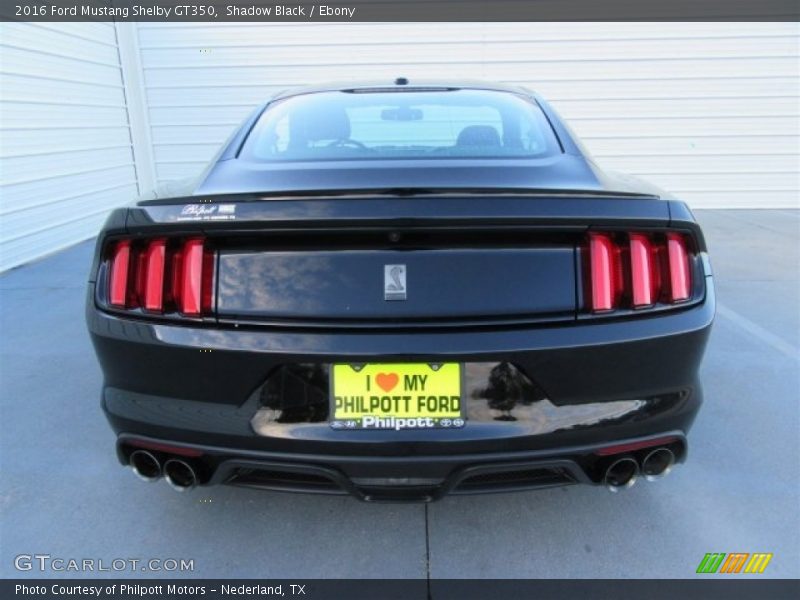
left=0, top=23, right=140, bottom=272
left=136, top=22, right=799, bottom=209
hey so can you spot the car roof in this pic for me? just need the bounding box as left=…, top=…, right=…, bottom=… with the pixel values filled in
left=270, top=79, right=537, bottom=101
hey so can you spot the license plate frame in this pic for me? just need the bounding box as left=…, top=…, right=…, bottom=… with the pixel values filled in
left=329, top=363, right=465, bottom=430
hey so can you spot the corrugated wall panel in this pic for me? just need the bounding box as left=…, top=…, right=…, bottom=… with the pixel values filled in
left=0, top=22, right=138, bottom=271
left=137, top=22, right=799, bottom=208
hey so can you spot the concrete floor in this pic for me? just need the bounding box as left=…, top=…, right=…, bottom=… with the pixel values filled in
left=0, top=209, right=798, bottom=579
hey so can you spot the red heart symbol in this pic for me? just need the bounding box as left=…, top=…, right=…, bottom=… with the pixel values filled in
left=376, top=372, right=399, bottom=393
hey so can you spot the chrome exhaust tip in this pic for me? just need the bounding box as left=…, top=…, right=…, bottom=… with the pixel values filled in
left=163, top=459, right=197, bottom=492
left=603, top=457, right=639, bottom=492
left=641, top=448, right=675, bottom=481
left=129, top=450, right=161, bottom=482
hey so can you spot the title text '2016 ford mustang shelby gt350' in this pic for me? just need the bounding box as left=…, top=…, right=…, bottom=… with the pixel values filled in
left=87, top=79, right=714, bottom=501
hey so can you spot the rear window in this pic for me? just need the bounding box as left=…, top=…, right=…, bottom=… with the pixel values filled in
left=240, top=89, right=561, bottom=162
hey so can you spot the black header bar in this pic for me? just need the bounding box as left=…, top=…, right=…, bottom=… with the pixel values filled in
left=1, top=0, right=798, bottom=22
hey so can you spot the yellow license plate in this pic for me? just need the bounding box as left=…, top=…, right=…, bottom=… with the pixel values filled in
left=331, top=363, right=464, bottom=430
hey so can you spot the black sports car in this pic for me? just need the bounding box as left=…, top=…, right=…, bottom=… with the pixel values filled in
left=87, top=80, right=714, bottom=501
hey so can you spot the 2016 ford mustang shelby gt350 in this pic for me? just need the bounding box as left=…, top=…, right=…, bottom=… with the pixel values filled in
left=87, top=80, right=714, bottom=501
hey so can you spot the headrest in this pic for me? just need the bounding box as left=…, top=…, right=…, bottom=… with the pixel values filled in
left=292, top=105, right=351, bottom=143
left=456, top=125, right=501, bottom=147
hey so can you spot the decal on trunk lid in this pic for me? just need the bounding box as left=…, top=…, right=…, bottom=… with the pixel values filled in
left=177, top=204, right=236, bottom=221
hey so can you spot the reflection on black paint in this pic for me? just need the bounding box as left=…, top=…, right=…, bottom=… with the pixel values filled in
left=249, top=361, right=675, bottom=438
left=473, top=362, right=547, bottom=421
left=257, top=361, right=557, bottom=425
left=261, top=363, right=329, bottom=423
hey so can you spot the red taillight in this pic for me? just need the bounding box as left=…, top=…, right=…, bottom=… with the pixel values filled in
left=666, top=233, right=691, bottom=302
left=169, top=250, right=183, bottom=308
left=109, top=241, right=131, bottom=307
left=201, top=249, right=215, bottom=314
left=106, top=237, right=213, bottom=316
left=588, top=233, right=618, bottom=311
left=143, top=239, right=166, bottom=312
left=586, top=231, right=693, bottom=313
left=629, top=233, right=657, bottom=307
left=126, top=439, right=204, bottom=458
left=595, top=435, right=680, bottom=456
left=180, top=239, right=204, bottom=316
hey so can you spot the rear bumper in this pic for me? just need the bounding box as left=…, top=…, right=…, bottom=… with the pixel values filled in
left=117, top=431, right=688, bottom=502
left=90, top=279, right=713, bottom=499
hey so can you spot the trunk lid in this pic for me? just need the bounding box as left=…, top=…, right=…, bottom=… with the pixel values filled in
left=129, top=193, right=670, bottom=326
